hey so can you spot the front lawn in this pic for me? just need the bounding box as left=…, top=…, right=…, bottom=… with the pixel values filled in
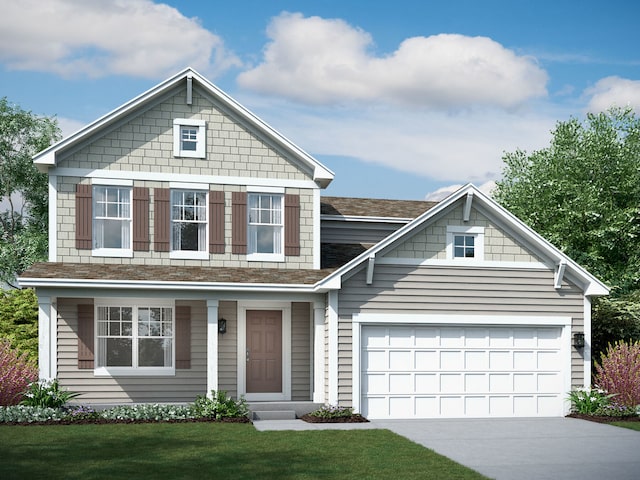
left=611, top=421, right=640, bottom=432
left=0, top=423, right=487, bottom=480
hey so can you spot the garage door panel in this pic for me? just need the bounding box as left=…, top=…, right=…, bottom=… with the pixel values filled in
left=361, top=325, right=565, bottom=419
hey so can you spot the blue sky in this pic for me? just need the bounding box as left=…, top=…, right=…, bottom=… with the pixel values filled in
left=1, top=0, right=639, bottom=200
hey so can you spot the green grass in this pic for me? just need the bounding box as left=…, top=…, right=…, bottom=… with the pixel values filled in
left=611, top=421, right=640, bottom=432
left=0, top=423, right=487, bottom=480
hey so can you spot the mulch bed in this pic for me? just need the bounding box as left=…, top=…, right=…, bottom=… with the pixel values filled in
left=566, top=413, right=640, bottom=424
left=299, top=414, right=369, bottom=423
left=2, top=416, right=252, bottom=427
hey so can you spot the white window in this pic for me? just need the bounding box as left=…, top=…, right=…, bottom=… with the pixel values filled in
left=248, top=193, right=283, bottom=261
left=95, top=301, right=174, bottom=376
left=173, top=119, right=206, bottom=158
left=171, top=189, right=208, bottom=259
left=93, top=185, right=132, bottom=257
left=446, top=226, right=484, bottom=261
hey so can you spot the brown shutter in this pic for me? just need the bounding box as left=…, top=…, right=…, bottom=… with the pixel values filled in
left=154, top=188, right=170, bottom=252
left=175, top=306, right=191, bottom=369
left=75, top=184, right=92, bottom=249
left=284, top=194, right=300, bottom=256
left=232, top=191, right=247, bottom=254
left=209, top=191, right=225, bottom=254
left=77, top=304, right=94, bottom=369
left=133, top=187, right=149, bottom=251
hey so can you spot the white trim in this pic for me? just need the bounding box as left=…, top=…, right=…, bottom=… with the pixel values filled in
left=91, top=178, right=133, bottom=186
left=351, top=313, right=573, bottom=417
left=554, top=261, right=567, bottom=289
left=169, top=251, right=210, bottom=260
left=320, top=214, right=412, bottom=224
left=366, top=255, right=375, bottom=285
left=246, top=185, right=285, bottom=194
left=94, top=367, right=175, bottom=377
left=237, top=301, right=291, bottom=401
left=463, top=191, right=474, bottom=222
left=173, top=118, right=206, bottom=158
left=247, top=253, right=285, bottom=262
left=446, top=226, right=485, bottom=261
left=583, top=297, right=592, bottom=388
left=169, top=182, right=209, bottom=190
left=206, top=299, right=219, bottom=395
left=48, top=176, right=57, bottom=262
left=327, top=291, right=338, bottom=405
left=376, top=257, right=549, bottom=269
left=186, top=75, right=193, bottom=105
left=50, top=299, right=58, bottom=379
left=313, top=189, right=321, bottom=269
left=92, top=248, right=134, bottom=258
left=50, top=167, right=320, bottom=190
left=313, top=301, right=326, bottom=403
left=37, top=296, right=52, bottom=380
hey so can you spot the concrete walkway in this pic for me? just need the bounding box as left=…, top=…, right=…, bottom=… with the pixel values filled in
left=254, top=417, right=640, bottom=480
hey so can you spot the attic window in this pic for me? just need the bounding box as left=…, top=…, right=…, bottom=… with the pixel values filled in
left=446, top=226, right=484, bottom=261
left=173, top=119, right=205, bottom=158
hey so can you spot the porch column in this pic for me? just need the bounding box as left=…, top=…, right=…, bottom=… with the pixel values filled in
left=206, top=299, right=219, bottom=396
left=37, top=295, right=53, bottom=380
left=327, top=291, right=339, bottom=405
left=313, top=301, right=325, bottom=403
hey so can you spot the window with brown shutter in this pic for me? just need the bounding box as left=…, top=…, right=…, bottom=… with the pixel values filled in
left=77, top=304, right=94, bottom=369
left=154, top=188, right=170, bottom=251
left=75, top=184, right=92, bottom=249
left=231, top=191, right=247, bottom=254
left=175, top=306, right=191, bottom=369
left=133, top=187, right=149, bottom=251
left=209, top=191, right=225, bottom=254
left=284, top=194, right=300, bottom=256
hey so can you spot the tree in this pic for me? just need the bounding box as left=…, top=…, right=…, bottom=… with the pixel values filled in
left=494, top=108, right=640, bottom=363
left=0, top=98, right=61, bottom=287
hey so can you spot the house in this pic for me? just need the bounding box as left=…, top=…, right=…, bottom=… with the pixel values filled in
left=19, top=68, right=608, bottom=419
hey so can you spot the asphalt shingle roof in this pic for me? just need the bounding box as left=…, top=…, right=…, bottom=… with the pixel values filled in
left=321, top=196, right=437, bottom=219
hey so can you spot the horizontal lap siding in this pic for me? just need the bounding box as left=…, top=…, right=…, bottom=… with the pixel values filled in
left=291, top=302, right=311, bottom=401
left=218, top=301, right=238, bottom=398
left=336, top=265, right=586, bottom=406
left=57, top=298, right=207, bottom=404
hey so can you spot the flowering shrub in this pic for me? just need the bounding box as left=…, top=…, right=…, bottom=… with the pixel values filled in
left=0, top=339, right=38, bottom=406
left=309, top=405, right=354, bottom=419
left=594, top=403, right=637, bottom=418
left=192, top=390, right=249, bottom=419
left=0, top=405, right=65, bottom=423
left=21, top=379, right=81, bottom=408
left=594, top=340, right=640, bottom=409
left=99, top=404, right=196, bottom=422
left=567, top=387, right=616, bottom=414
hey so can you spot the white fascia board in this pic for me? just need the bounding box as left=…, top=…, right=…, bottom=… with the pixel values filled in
left=321, top=214, right=412, bottom=224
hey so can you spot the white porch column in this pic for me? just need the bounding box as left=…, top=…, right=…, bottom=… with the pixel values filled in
left=584, top=297, right=592, bottom=388
left=206, top=299, right=219, bottom=396
left=327, top=291, right=338, bottom=405
left=37, top=295, right=52, bottom=380
left=312, top=301, right=326, bottom=403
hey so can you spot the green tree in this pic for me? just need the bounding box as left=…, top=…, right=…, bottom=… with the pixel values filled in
left=0, top=288, right=38, bottom=362
left=494, top=108, right=640, bottom=363
left=0, top=97, right=61, bottom=287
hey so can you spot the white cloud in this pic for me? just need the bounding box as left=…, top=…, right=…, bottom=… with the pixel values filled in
left=0, top=0, right=241, bottom=79
left=57, top=117, right=87, bottom=138
left=584, top=76, right=640, bottom=113
left=425, top=181, right=496, bottom=201
left=238, top=12, right=548, bottom=109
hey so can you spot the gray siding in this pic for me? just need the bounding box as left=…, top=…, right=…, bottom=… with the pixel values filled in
left=291, top=302, right=311, bottom=401
left=57, top=298, right=207, bottom=404
left=218, top=301, right=237, bottom=398
left=336, top=265, right=586, bottom=407
left=321, top=220, right=405, bottom=245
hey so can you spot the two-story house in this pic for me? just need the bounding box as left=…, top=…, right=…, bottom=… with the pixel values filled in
left=20, top=68, right=608, bottom=419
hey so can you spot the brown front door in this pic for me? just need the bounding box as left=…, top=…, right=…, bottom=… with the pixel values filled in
left=246, top=310, right=282, bottom=393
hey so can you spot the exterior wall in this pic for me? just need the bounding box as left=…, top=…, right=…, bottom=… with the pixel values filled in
left=218, top=301, right=238, bottom=398
left=321, top=220, right=405, bottom=245
left=55, top=178, right=315, bottom=269
left=336, top=265, right=586, bottom=407
left=56, top=297, right=207, bottom=404
left=291, top=302, right=311, bottom=401
left=385, top=205, right=544, bottom=263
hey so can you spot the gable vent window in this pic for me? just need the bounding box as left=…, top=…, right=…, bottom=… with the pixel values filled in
left=446, top=226, right=484, bottom=261
left=173, top=119, right=206, bottom=158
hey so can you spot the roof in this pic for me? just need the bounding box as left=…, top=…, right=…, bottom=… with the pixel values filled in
left=321, top=196, right=437, bottom=219
left=32, top=67, right=334, bottom=188
left=319, top=184, right=610, bottom=297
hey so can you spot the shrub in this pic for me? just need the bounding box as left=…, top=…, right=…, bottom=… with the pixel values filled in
left=0, top=339, right=38, bottom=405
left=0, top=405, right=65, bottom=423
left=593, top=403, right=638, bottom=418
left=0, top=288, right=39, bottom=362
left=21, top=379, right=81, bottom=408
left=567, top=387, right=616, bottom=414
left=594, top=340, right=640, bottom=409
left=99, top=404, right=196, bottom=422
left=309, top=404, right=354, bottom=419
left=192, top=390, right=249, bottom=419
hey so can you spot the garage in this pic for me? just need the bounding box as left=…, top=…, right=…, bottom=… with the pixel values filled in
left=359, top=323, right=569, bottom=419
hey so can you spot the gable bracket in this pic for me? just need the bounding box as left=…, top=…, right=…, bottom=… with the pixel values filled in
left=554, top=260, right=567, bottom=289
left=186, top=74, right=193, bottom=105
left=463, top=191, right=474, bottom=222
left=366, top=254, right=376, bottom=285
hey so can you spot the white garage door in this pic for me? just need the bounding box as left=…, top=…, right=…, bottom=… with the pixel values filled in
left=361, top=325, right=565, bottom=419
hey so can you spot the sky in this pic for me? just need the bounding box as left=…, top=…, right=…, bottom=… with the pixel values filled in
left=1, top=0, right=639, bottom=201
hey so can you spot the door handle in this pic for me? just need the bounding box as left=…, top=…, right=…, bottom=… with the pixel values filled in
left=246, top=349, right=250, bottom=362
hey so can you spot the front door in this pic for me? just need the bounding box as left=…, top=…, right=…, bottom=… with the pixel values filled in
left=246, top=310, right=282, bottom=393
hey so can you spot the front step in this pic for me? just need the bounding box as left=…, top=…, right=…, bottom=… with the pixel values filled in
left=252, top=410, right=297, bottom=421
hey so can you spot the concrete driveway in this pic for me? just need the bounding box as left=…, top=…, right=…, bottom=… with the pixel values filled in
left=371, top=417, right=640, bottom=480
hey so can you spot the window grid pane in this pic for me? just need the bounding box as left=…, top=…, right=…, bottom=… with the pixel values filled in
left=171, top=190, right=207, bottom=251
left=93, top=186, right=131, bottom=250
left=248, top=194, right=283, bottom=255
left=454, top=235, right=476, bottom=258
